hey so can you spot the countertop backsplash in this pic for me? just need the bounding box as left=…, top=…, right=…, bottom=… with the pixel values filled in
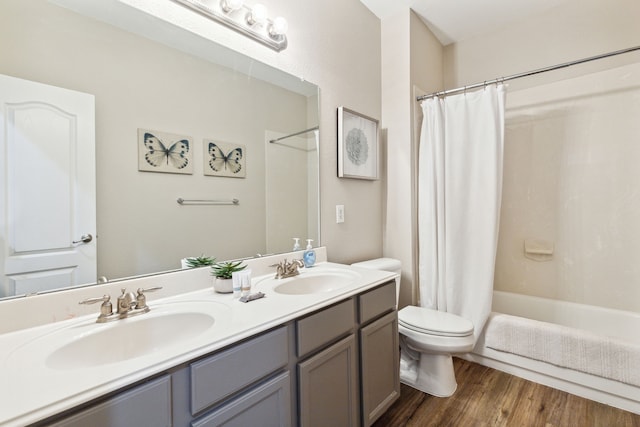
left=0, top=248, right=326, bottom=335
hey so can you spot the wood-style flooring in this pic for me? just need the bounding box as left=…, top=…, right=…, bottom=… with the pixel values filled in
left=373, top=358, right=640, bottom=427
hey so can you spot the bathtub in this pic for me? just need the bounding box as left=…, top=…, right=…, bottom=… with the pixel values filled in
left=462, top=291, right=640, bottom=415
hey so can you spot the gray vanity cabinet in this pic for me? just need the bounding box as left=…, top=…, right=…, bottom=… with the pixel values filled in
left=174, top=325, right=292, bottom=427
left=358, top=282, right=400, bottom=426
left=47, top=375, right=172, bottom=427
left=294, top=282, right=400, bottom=427
left=35, top=281, right=399, bottom=427
left=296, top=299, right=359, bottom=426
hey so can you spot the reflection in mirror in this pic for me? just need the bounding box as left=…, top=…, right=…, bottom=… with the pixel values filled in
left=266, top=127, right=319, bottom=254
left=0, top=0, right=319, bottom=300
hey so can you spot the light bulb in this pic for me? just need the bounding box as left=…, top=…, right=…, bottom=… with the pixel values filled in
left=270, top=16, right=288, bottom=37
left=248, top=3, right=268, bottom=26
left=220, top=0, right=243, bottom=12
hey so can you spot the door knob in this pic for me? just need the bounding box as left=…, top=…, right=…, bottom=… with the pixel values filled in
left=73, top=233, right=93, bottom=244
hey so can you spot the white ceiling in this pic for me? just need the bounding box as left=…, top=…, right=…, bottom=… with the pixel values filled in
left=359, top=0, right=571, bottom=45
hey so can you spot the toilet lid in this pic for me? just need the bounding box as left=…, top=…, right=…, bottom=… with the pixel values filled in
left=398, top=306, right=474, bottom=337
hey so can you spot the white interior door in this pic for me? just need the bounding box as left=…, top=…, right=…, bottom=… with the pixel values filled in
left=0, top=74, right=96, bottom=297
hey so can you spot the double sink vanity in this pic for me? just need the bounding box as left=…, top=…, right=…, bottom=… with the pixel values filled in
left=0, top=249, right=400, bottom=426
left=0, top=2, right=399, bottom=425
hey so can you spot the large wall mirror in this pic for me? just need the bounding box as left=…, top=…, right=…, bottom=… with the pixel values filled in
left=0, top=0, right=319, bottom=300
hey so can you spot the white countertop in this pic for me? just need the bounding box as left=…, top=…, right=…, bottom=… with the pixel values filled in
left=0, top=255, right=396, bottom=426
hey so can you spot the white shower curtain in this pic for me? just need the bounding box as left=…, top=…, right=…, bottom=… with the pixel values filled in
left=418, top=84, right=506, bottom=343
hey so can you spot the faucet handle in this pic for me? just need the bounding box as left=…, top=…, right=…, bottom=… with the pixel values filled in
left=79, top=295, right=110, bottom=305
left=138, top=286, right=163, bottom=294
left=135, top=286, right=163, bottom=310
left=270, top=262, right=286, bottom=278
left=79, top=295, right=113, bottom=318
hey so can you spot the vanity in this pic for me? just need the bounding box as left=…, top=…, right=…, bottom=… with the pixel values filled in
left=0, top=250, right=399, bottom=426
left=0, top=2, right=396, bottom=425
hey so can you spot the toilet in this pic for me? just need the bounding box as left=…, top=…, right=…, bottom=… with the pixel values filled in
left=351, top=258, right=474, bottom=397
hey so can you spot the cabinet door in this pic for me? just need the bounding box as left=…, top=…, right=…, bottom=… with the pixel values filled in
left=192, top=372, right=291, bottom=427
left=48, top=375, right=171, bottom=427
left=360, top=311, right=400, bottom=427
left=298, top=334, right=359, bottom=427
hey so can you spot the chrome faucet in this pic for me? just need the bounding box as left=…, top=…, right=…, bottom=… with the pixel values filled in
left=271, top=259, right=304, bottom=279
left=80, top=286, right=162, bottom=323
left=117, top=288, right=137, bottom=315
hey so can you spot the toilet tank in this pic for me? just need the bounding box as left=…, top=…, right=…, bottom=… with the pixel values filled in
left=351, top=258, right=401, bottom=305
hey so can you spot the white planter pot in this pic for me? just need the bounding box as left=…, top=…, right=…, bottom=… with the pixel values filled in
left=213, top=277, right=233, bottom=293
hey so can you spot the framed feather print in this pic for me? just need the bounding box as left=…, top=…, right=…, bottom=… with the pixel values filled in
left=138, top=128, right=193, bottom=174
left=337, top=106, right=378, bottom=180
left=204, top=139, right=246, bottom=178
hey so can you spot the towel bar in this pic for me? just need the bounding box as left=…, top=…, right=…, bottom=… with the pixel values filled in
left=177, top=198, right=239, bottom=206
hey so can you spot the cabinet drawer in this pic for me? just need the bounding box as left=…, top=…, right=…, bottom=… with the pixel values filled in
left=191, top=326, right=289, bottom=415
left=49, top=375, right=171, bottom=427
left=358, top=281, right=395, bottom=324
left=296, top=299, right=355, bottom=358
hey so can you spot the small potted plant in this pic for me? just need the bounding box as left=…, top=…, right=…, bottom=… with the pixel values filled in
left=211, top=260, right=247, bottom=293
left=182, top=255, right=216, bottom=269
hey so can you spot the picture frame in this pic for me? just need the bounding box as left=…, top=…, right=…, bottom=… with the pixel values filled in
left=203, top=139, right=246, bottom=178
left=337, top=106, right=378, bottom=180
left=138, top=128, right=193, bottom=174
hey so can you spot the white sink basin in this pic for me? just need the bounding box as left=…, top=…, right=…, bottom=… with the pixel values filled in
left=9, top=301, right=226, bottom=371
left=265, top=269, right=361, bottom=295
left=47, top=311, right=214, bottom=370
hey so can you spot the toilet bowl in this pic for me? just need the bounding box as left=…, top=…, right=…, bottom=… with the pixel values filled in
left=398, top=305, right=474, bottom=397
left=351, top=258, right=474, bottom=398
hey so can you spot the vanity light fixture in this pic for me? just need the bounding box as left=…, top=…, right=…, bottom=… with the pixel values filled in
left=270, top=16, right=288, bottom=37
left=220, top=0, right=243, bottom=13
left=246, top=3, right=268, bottom=26
left=173, top=0, right=288, bottom=52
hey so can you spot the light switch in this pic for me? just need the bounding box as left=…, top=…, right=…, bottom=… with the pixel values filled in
left=336, top=205, right=345, bottom=223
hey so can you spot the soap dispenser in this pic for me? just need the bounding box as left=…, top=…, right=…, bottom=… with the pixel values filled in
left=293, top=237, right=301, bottom=251
left=303, top=239, right=316, bottom=267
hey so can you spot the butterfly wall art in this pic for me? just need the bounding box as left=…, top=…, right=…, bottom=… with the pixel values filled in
left=138, top=128, right=193, bottom=174
left=204, top=139, right=246, bottom=178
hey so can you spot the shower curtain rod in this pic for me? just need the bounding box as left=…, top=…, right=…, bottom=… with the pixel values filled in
left=416, top=45, right=640, bottom=102
left=269, top=126, right=319, bottom=143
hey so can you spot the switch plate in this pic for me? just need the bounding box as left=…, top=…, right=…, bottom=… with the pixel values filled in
left=336, top=205, right=345, bottom=223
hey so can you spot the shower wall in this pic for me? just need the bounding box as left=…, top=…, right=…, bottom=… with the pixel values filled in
left=494, top=62, right=640, bottom=313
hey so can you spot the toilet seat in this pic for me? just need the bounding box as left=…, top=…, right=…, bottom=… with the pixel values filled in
left=398, top=306, right=473, bottom=337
